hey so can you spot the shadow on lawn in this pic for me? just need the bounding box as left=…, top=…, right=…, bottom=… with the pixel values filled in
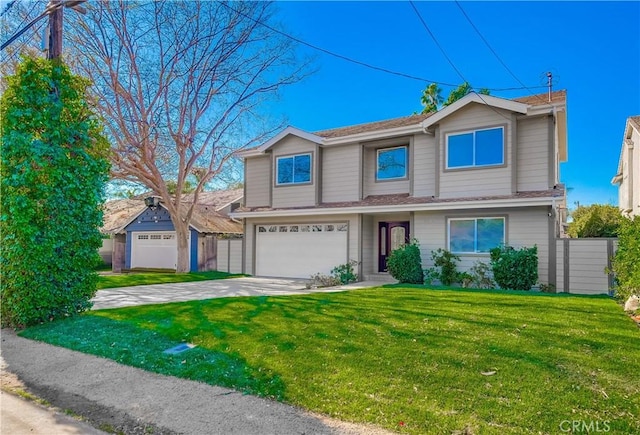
left=20, top=315, right=286, bottom=400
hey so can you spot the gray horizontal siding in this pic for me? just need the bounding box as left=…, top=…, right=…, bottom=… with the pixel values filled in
left=517, top=116, right=549, bottom=191
left=322, top=145, right=360, bottom=202
left=245, top=156, right=271, bottom=208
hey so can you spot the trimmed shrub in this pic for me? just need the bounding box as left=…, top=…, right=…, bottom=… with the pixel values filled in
left=490, top=245, right=538, bottom=291
left=1, top=57, right=109, bottom=328
left=387, top=240, right=423, bottom=284
left=611, top=215, right=640, bottom=301
left=430, top=248, right=461, bottom=286
left=331, top=260, right=359, bottom=285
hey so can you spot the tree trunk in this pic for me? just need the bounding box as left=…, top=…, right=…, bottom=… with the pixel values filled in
left=174, top=219, right=191, bottom=273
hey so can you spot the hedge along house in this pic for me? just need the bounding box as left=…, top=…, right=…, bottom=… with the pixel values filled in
left=102, top=189, right=243, bottom=272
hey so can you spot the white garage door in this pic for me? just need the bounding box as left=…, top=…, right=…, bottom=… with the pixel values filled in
left=131, top=231, right=189, bottom=270
left=255, top=223, right=348, bottom=278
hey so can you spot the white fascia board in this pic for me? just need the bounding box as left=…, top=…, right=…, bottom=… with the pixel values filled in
left=421, top=94, right=528, bottom=130
left=232, top=196, right=559, bottom=219
left=321, top=124, right=426, bottom=146
left=236, top=127, right=324, bottom=158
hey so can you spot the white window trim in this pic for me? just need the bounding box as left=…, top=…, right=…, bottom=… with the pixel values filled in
left=447, top=216, right=505, bottom=254
left=445, top=127, right=504, bottom=170
left=376, top=146, right=408, bottom=181
left=275, top=153, right=312, bottom=186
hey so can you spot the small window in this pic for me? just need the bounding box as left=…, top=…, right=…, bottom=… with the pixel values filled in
left=138, top=235, right=149, bottom=240
left=276, top=153, right=312, bottom=185
left=312, top=225, right=322, bottom=232
left=289, top=226, right=299, bottom=232
left=279, top=226, right=288, bottom=232
left=258, top=226, right=267, bottom=232
left=377, top=146, right=407, bottom=180
left=268, top=226, right=277, bottom=232
left=447, top=127, right=504, bottom=169
left=337, top=224, right=348, bottom=232
left=300, top=225, right=310, bottom=232
left=325, top=224, right=334, bottom=232
left=163, top=234, right=174, bottom=240
left=150, top=234, right=162, bottom=240
left=448, top=217, right=505, bottom=253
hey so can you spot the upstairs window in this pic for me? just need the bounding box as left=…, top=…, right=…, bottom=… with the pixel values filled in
left=377, top=146, right=407, bottom=180
left=448, top=217, right=505, bottom=254
left=447, top=127, right=504, bottom=169
left=276, top=153, right=311, bottom=185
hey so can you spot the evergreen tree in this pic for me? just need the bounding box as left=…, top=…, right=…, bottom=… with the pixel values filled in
left=1, top=56, right=109, bottom=328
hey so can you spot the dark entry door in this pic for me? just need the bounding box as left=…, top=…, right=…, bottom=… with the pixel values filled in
left=378, top=221, right=410, bottom=272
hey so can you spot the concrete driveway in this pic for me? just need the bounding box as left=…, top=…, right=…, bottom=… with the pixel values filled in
left=92, top=276, right=380, bottom=310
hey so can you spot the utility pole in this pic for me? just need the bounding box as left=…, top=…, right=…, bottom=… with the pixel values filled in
left=47, top=0, right=63, bottom=60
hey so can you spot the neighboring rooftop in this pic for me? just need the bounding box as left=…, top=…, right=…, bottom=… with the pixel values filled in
left=102, top=189, right=243, bottom=234
left=628, top=115, right=640, bottom=132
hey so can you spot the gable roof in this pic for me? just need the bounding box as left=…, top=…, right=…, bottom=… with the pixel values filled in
left=421, top=93, right=529, bottom=129
left=240, top=90, right=567, bottom=155
left=612, top=115, right=640, bottom=183
left=102, top=190, right=243, bottom=235
left=237, top=127, right=324, bottom=157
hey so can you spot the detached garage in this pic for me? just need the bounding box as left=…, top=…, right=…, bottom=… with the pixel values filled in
left=102, top=191, right=243, bottom=272
left=255, top=222, right=348, bottom=278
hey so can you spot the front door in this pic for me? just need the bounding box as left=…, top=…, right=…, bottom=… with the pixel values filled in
left=378, top=221, right=410, bottom=272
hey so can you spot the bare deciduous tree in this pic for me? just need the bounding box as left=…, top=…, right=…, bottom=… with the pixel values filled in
left=69, top=0, right=308, bottom=272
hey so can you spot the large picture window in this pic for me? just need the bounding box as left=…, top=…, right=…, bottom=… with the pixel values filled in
left=377, top=146, right=407, bottom=180
left=276, top=153, right=311, bottom=185
left=447, top=127, right=504, bottom=169
left=448, top=217, right=505, bottom=253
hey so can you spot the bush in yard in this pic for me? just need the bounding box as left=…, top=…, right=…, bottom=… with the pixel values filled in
left=331, top=260, right=359, bottom=285
left=468, top=261, right=496, bottom=289
left=429, top=248, right=462, bottom=286
left=387, top=240, right=423, bottom=284
left=0, top=57, right=109, bottom=328
left=611, top=215, right=640, bottom=301
left=490, top=245, right=538, bottom=291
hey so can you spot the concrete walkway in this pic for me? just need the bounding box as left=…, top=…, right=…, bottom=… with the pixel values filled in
left=92, top=276, right=387, bottom=309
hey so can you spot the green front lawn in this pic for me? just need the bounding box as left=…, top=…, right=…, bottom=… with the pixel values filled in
left=97, top=271, right=242, bottom=289
left=21, top=287, right=639, bottom=434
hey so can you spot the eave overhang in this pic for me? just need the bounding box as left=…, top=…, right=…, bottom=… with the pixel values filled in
left=232, top=195, right=562, bottom=219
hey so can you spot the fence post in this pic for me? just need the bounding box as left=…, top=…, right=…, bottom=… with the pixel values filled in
left=606, top=239, right=615, bottom=295
left=563, top=239, right=570, bottom=293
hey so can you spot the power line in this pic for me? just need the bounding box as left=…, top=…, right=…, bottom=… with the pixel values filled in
left=220, top=2, right=544, bottom=92
left=408, top=0, right=513, bottom=122
left=408, top=1, right=468, bottom=85
left=454, top=1, right=549, bottom=104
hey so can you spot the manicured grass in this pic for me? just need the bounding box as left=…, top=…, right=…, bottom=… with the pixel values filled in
left=21, top=287, right=639, bottom=434
left=97, top=271, right=242, bottom=289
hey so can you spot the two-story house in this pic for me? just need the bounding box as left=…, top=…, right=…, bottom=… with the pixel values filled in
left=234, top=91, right=568, bottom=286
left=612, top=116, right=640, bottom=217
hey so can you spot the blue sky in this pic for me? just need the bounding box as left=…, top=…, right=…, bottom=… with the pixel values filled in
left=267, top=1, right=640, bottom=209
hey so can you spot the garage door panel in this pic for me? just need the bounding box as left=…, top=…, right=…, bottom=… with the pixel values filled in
left=255, top=224, right=347, bottom=278
left=131, top=231, right=189, bottom=270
